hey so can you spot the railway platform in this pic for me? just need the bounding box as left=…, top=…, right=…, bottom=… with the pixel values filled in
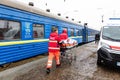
left=0, top=42, right=98, bottom=80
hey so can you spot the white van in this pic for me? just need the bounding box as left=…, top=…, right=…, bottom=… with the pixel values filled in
left=97, top=23, right=120, bottom=67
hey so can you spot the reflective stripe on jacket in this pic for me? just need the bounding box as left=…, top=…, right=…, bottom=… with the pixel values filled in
left=48, top=47, right=60, bottom=50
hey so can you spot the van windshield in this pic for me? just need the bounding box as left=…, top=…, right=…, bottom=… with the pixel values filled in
left=102, top=26, right=120, bottom=41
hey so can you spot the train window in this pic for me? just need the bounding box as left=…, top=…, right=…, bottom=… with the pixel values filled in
left=33, top=24, right=44, bottom=39
left=79, top=29, right=82, bottom=36
left=63, top=27, right=67, bottom=31
left=51, top=26, right=58, bottom=32
left=76, top=29, right=79, bottom=36
left=70, top=28, right=74, bottom=36
left=0, top=20, right=20, bottom=41
left=62, top=27, right=68, bottom=34
left=91, top=31, right=95, bottom=36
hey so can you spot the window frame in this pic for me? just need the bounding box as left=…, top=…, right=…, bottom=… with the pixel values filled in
left=33, top=23, right=45, bottom=39
left=62, top=27, right=68, bottom=35
left=79, top=29, right=82, bottom=36
left=76, top=29, right=79, bottom=36
left=70, top=28, right=74, bottom=36
left=51, top=25, right=58, bottom=32
left=0, top=19, right=21, bottom=41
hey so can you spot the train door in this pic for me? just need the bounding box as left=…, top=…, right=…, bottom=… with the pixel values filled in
left=82, top=26, right=88, bottom=43
left=86, top=28, right=88, bottom=42
left=78, top=29, right=83, bottom=42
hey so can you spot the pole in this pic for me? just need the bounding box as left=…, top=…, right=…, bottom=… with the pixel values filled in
left=102, top=15, right=104, bottom=23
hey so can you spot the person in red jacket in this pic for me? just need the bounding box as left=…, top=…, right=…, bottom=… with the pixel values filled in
left=46, top=28, right=60, bottom=74
left=59, top=29, right=68, bottom=55
left=59, top=29, right=68, bottom=41
left=59, top=29, right=68, bottom=47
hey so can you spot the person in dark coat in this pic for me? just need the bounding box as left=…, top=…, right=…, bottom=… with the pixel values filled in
left=95, top=33, right=100, bottom=44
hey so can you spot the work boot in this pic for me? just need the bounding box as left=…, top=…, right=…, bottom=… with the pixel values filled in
left=46, top=68, right=50, bottom=74
left=56, top=64, right=61, bottom=68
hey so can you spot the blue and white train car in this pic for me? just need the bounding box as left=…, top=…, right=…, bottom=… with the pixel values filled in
left=0, top=0, right=84, bottom=65
left=87, top=28, right=98, bottom=42
left=82, top=25, right=99, bottom=43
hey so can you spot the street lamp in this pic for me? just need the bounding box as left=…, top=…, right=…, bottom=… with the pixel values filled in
left=97, top=8, right=104, bottom=23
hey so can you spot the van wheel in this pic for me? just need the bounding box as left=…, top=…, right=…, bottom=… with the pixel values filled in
left=97, top=59, right=101, bottom=66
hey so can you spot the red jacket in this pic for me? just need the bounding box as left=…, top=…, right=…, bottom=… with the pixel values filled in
left=59, top=29, right=68, bottom=41
left=48, top=32, right=60, bottom=52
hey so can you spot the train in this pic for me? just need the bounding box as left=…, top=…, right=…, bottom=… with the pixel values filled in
left=0, top=0, right=99, bottom=65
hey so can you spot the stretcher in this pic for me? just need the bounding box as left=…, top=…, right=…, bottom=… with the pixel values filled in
left=59, top=38, right=78, bottom=48
left=59, top=39, right=77, bottom=64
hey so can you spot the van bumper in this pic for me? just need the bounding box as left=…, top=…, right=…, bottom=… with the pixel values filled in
left=97, top=47, right=120, bottom=67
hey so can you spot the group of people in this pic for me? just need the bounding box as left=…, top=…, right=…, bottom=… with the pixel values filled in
left=46, top=28, right=99, bottom=74
left=46, top=28, right=68, bottom=74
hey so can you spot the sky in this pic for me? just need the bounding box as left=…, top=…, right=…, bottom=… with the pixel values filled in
left=16, top=0, right=120, bottom=30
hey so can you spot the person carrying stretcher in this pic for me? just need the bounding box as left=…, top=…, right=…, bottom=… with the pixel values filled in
left=59, top=29, right=68, bottom=55
left=46, top=28, right=61, bottom=74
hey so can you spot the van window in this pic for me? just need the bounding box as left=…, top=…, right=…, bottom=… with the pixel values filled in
left=33, top=24, right=44, bottom=39
left=0, top=20, right=20, bottom=41
left=102, top=26, right=120, bottom=41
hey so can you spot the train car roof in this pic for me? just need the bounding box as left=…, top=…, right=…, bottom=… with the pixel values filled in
left=0, top=0, right=82, bottom=26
